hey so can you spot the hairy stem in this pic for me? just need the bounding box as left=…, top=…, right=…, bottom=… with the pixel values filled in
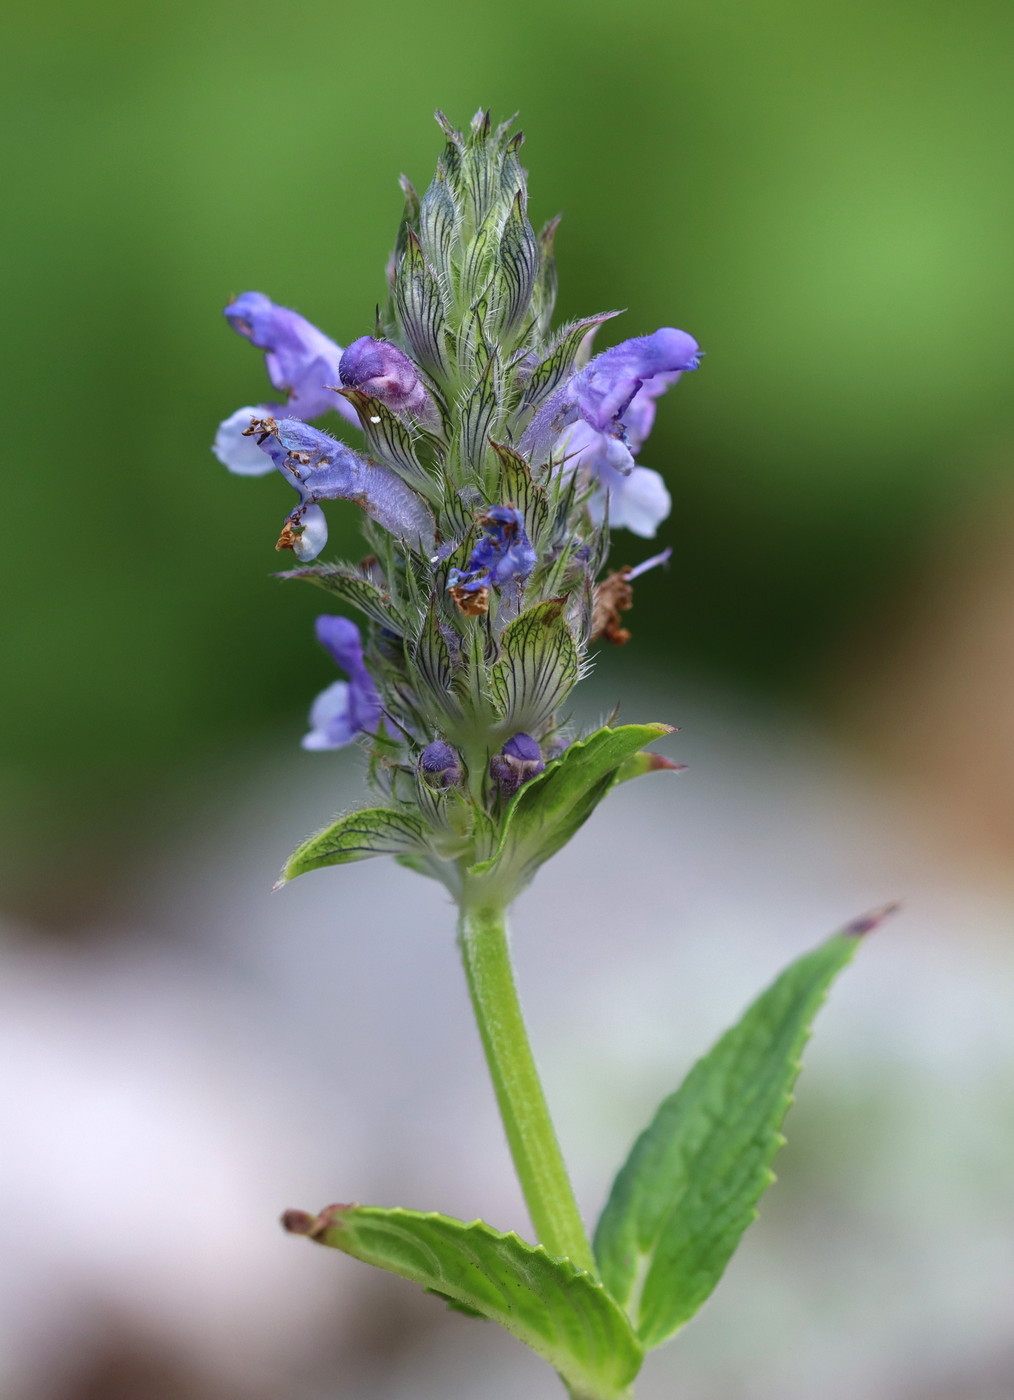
left=457, top=893, right=596, bottom=1274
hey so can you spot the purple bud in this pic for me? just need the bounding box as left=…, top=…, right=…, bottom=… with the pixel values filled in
left=339, top=337, right=441, bottom=430
left=503, top=733, right=542, bottom=763
left=419, top=740, right=463, bottom=788
left=490, top=733, right=546, bottom=796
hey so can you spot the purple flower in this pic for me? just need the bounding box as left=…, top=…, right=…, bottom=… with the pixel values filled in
left=251, top=416, right=435, bottom=561
left=302, top=616, right=382, bottom=751
left=563, top=417, right=672, bottom=538
left=447, top=506, right=537, bottom=595
left=224, top=291, right=355, bottom=423
left=519, top=329, right=698, bottom=538
left=567, top=328, right=699, bottom=430
left=490, top=733, right=546, bottom=796
left=419, top=740, right=463, bottom=788
left=339, top=337, right=441, bottom=431
left=213, top=292, right=358, bottom=475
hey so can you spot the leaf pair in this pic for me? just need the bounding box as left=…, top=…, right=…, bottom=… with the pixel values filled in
left=275, top=721, right=678, bottom=893
left=284, top=915, right=886, bottom=1398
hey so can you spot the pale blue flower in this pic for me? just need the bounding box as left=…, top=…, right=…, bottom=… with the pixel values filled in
left=302, top=616, right=382, bottom=750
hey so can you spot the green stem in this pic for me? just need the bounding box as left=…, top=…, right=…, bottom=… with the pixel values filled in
left=457, top=892, right=596, bottom=1274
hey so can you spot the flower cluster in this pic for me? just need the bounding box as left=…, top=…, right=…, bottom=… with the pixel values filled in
left=214, top=110, right=699, bottom=895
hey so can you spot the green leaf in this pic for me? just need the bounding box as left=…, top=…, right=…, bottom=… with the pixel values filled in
left=411, top=613, right=466, bottom=723
left=473, top=723, right=673, bottom=889
left=456, top=349, right=501, bottom=475
left=490, top=598, right=581, bottom=734
left=417, top=168, right=457, bottom=282
left=284, top=1205, right=643, bottom=1400
left=594, top=914, right=890, bottom=1348
left=277, top=807, right=431, bottom=886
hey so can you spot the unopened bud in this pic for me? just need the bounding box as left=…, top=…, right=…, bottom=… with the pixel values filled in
left=339, top=336, right=441, bottom=430
left=490, top=733, right=546, bottom=796
left=419, top=739, right=463, bottom=788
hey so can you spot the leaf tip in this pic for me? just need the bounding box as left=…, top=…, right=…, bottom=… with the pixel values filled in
left=843, top=901, right=901, bottom=937
left=645, top=754, right=686, bottom=772
left=280, top=1208, right=318, bottom=1235
left=281, top=1202, right=353, bottom=1241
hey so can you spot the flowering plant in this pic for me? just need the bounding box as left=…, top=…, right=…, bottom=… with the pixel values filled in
left=214, top=110, right=889, bottom=1400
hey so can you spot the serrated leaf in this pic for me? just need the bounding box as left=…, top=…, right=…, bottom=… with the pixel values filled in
left=490, top=598, right=579, bottom=733
left=594, top=918, right=887, bottom=1348
left=285, top=1205, right=643, bottom=1400
left=474, top=723, right=673, bottom=889
left=276, top=563, right=407, bottom=634
left=278, top=807, right=431, bottom=885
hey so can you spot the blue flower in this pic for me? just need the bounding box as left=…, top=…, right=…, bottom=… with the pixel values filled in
left=339, top=337, right=441, bottom=431
left=248, top=416, right=435, bottom=562
left=447, top=506, right=537, bottom=596
left=213, top=292, right=358, bottom=475
left=562, top=402, right=671, bottom=537
left=302, top=616, right=382, bottom=751
left=519, top=327, right=700, bottom=537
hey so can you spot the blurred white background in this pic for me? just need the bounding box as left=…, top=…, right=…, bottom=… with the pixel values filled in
left=3, top=671, right=1012, bottom=1400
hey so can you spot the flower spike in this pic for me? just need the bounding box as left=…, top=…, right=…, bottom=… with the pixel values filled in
left=216, top=111, right=695, bottom=885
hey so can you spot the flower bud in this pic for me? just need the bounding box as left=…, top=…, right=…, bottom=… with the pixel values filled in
left=419, top=739, right=463, bottom=788
left=339, top=336, right=441, bottom=430
left=490, top=733, right=546, bottom=796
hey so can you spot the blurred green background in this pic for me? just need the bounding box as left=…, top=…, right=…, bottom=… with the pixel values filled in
left=3, top=0, right=1013, bottom=923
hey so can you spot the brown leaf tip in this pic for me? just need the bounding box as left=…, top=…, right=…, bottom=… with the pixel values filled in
left=843, top=901, right=901, bottom=937
left=281, top=1203, right=353, bottom=1241
left=280, top=1209, right=318, bottom=1235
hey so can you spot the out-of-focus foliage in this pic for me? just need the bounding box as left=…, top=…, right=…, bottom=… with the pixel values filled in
left=3, top=0, right=1013, bottom=916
